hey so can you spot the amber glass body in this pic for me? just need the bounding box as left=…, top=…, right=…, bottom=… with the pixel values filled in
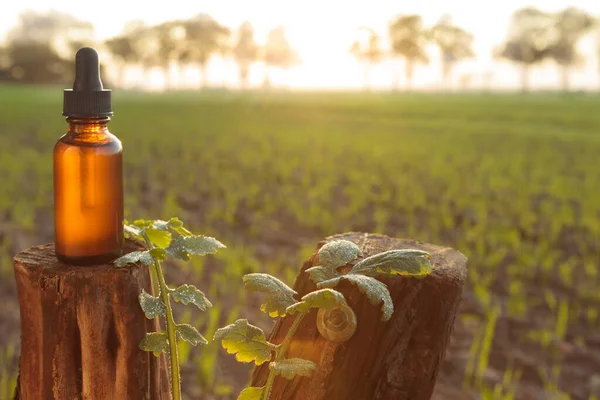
left=53, top=116, right=123, bottom=265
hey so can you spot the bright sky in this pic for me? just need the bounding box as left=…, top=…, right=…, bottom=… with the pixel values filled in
left=2, top=0, right=600, bottom=90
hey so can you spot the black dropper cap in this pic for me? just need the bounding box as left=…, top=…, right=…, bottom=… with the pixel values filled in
left=63, top=47, right=113, bottom=117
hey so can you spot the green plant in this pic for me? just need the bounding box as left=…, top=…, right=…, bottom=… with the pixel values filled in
left=115, top=218, right=225, bottom=400
left=214, top=239, right=432, bottom=400
left=0, top=344, right=18, bottom=400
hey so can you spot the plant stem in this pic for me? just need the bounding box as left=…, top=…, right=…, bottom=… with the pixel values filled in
left=262, top=313, right=306, bottom=400
left=144, top=237, right=181, bottom=400
left=149, top=266, right=161, bottom=301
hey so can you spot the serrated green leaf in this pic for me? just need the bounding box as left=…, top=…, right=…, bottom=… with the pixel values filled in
left=286, top=288, right=347, bottom=315
left=166, top=235, right=226, bottom=261
left=269, top=358, right=316, bottom=380
left=351, top=249, right=432, bottom=277
left=124, top=224, right=142, bottom=237
left=139, top=289, right=166, bottom=319
left=149, top=218, right=192, bottom=236
left=149, top=247, right=168, bottom=262
left=166, top=217, right=183, bottom=228
left=237, top=386, right=264, bottom=400
left=318, top=240, right=361, bottom=269
left=213, top=319, right=275, bottom=365
left=243, top=273, right=296, bottom=296
left=146, top=228, right=172, bottom=249
left=114, top=251, right=153, bottom=268
left=165, top=236, right=190, bottom=260
left=133, top=219, right=153, bottom=229
left=172, top=284, right=212, bottom=311
left=140, top=332, right=169, bottom=356
left=172, top=226, right=193, bottom=236
left=305, top=266, right=340, bottom=284
left=243, top=273, right=297, bottom=317
left=167, top=217, right=193, bottom=236
left=177, top=323, right=208, bottom=346
left=319, top=275, right=394, bottom=321
left=150, top=219, right=171, bottom=230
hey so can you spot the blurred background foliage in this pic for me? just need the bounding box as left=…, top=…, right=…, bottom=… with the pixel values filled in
left=0, top=6, right=599, bottom=91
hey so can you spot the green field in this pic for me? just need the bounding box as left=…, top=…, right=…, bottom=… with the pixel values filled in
left=0, top=86, right=599, bottom=399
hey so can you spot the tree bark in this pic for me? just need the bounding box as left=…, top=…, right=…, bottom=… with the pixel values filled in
left=200, top=62, right=208, bottom=89
left=116, top=63, right=126, bottom=89
left=405, top=60, right=414, bottom=91
left=363, top=62, right=371, bottom=91
left=442, top=62, right=453, bottom=91
left=263, top=65, right=271, bottom=89
left=251, top=232, right=467, bottom=400
left=163, top=63, right=172, bottom=91
left=561, top=65, right=570, bottom=92
left=239, top=64, right=249, bottom=90
left=13, top=240, right=170, bottom=400
left=520, top=64, right=530, bottom=93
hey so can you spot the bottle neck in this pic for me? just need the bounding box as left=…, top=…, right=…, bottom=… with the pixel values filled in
left=66, top=116, right=110, bottom=135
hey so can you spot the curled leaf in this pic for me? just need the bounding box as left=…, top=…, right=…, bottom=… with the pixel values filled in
left=243, top=273, right=297, bottom=317
left=317, top=240, right=361, bottom=269
left=140, top=332, right=169, bottom=356
left=114, top=251, right=153, bottom=268
left=177, top=323, right=208, bottom=346
left=319, top=275, right=394, bottom=321
left=305, top=266, right=340, bottom=284
left=269, top=358, right=316, bottom=380
left=138, top=289, right=166, bottom=319
left=286, top=288, right=347, bottom=315
left=351, top=249, right=432, bottom=277
left=172, top=284, right=212, bottom=311
left=213, top=319, right=276, bottom=365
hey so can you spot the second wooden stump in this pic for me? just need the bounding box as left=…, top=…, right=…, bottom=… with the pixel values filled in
left=251, top=232, right=468, bottom=400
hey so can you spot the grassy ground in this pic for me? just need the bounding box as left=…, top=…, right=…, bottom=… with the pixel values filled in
left=0, top=85, right=599, bottom=399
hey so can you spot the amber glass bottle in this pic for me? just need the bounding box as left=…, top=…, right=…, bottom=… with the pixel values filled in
left=54, top=48, right=123, bottom=265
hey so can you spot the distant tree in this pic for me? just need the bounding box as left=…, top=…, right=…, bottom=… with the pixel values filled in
left=7, top=10, right=94, bottom=50
left=0, top=47, right=12, bottom=82
left=154, top=21, right=187, bottom=90
left=5, top=42, right=70, bottom=83
left=114, top=22, right=184, bottom=90
left=181, top=14, right=230, bottom=88
left=350, top=27, right=383, bottom=90
left=388, top=15, right=429, bottom=90
left=4, top=10, right=94, bottom=84
left=548, top=7, right=596, bottom=91
left=429, top=15, right=474, bottom=89
left=119, top=24, right=160, bottom=87
left=233, top=21, right=259, bottom=89
left=497, top=7, right=554, bottom=92
left=262, top=26, right=298, bottom=88
left=216, top=34, right=231, bottom=88
left=104, top=33, right=139, bottom=87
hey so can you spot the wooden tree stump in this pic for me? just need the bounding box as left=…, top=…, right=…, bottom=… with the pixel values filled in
left=13, top=240, right=170, bottom=400
left=251, top=232, right=467, bottom=400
